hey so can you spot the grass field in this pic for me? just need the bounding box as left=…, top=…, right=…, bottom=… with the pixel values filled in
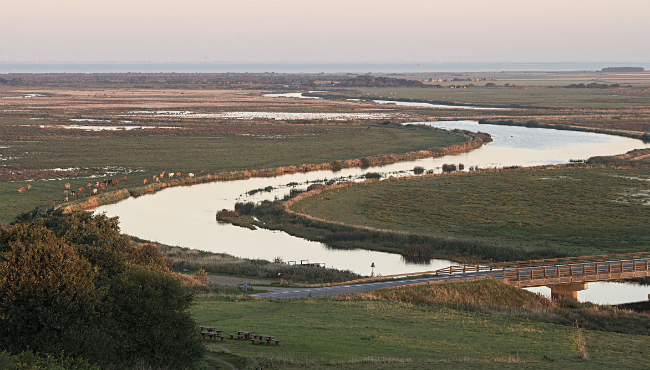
left=318, top=86, right=650, bottom=109
left=0, top=124, right=466, bottom=223
left=290, top=167, right=650, bottom=257
left=192, top=296, right=577, bottom=363
left=191, top=292, right=650, bottom=370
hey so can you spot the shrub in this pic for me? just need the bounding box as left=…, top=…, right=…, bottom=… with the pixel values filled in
left=0, top=350, right=100, bottom=370
left=330, top=160, right=344, bottom=171
left=413, top=166, right=425, bottom=174
left=364, top=172, right=382, bottom=179
left=307, top=184, right=325, bottom=191
left=442, top=163, right=457, bottom=172
left=216, top=209, right=241, bottom=219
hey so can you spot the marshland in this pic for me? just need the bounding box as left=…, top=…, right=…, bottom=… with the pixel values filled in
left=2, top=71, right=650, bottom=369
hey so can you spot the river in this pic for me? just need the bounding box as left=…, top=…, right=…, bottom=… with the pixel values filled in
left=96, top=121, right=649, bottom=304
left=263, top=92, right=511, bottom=110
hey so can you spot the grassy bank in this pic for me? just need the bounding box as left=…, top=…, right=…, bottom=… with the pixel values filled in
left=150, top=241, right=362, bottom=284
left=370, top=280, right=650, bottom=336
left=221, top=199, right=567, bottom=263
left=287, top=166, right=650, bottom=258
left=0, top=124, right=470, bottom=223
left=477, top=118, right=650, bottom=141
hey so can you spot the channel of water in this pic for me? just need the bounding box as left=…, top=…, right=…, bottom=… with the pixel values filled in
left=263, top=92, right=511, bottom=110
left=96, top=121, right=649, bottom=304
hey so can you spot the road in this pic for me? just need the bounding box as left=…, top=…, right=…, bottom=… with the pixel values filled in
left=251, top=256, right=650, bottom=298
left=251, top=270, right=494, bottom=299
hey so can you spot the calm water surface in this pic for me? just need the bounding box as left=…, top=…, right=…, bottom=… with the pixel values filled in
left=97, top=121, right=649, bottom=303
left=264, top=92, right=510, bottom=110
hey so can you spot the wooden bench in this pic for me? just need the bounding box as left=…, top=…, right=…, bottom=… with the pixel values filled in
left=201, top=331, right=225, bottom=341
left=250, top=339, right=265, bottom=344
left=229, top=334, right=245, bottom=340
left=271, top=339, right=281, bottom=345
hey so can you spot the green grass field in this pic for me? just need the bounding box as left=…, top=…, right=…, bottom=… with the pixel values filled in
left=191, top=293, right=650, bottom=370
left=192, top=297, right=576, bottom=363
left=319, top=87, right=650, bottom=109
left=291, top=167, right=650, bottom=256
left=0, top=124, right=466, bottom=223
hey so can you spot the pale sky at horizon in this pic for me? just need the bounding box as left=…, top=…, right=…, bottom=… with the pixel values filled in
left=2, top=0, right=649, bottom=63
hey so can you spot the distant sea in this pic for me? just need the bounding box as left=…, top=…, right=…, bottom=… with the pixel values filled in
left=1, top=62, right=649, bottom=74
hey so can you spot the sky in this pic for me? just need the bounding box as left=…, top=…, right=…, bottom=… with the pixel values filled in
left=2, top=0, right=650, bottom=63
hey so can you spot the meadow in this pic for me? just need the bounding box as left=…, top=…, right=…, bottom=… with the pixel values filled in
left=317, top=85, right=650, bottom=110
left=290, top=167, right=650, bottom=257
left=191, top=281, right=650, bottom=370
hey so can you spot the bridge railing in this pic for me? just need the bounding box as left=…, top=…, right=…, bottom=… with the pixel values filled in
left=308, top=263, right=495, bottom=287
left=487, top=258, right=650, bottom=282
left=488, top=252, right=650, bottom=270
left=311, top=252, right=650, bottom=288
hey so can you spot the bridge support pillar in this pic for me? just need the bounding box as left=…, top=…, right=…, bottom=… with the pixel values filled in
left=548, top=283, right=587, bottom=299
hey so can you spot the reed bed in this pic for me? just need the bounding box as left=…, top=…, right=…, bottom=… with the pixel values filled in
left=156, top=244, right=362, bottom=284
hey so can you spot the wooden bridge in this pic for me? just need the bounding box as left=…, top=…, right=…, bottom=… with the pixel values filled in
left=319, top=252, right=650, bottom=299
left=254, top=252, right=650, bottom=299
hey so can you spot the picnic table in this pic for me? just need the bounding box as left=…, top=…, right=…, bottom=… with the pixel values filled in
left=198, top=326, right=219, bottom=332
left=251, top=334, right=280, bottom=345
left=230, top=330, right=253, bottom=340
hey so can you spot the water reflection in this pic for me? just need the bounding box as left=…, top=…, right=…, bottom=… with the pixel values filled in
left=97, top=121, right=648, bottom=283
left=526, top=282, right=650, bottom=305
left=264, top=92, right=510, bottom=110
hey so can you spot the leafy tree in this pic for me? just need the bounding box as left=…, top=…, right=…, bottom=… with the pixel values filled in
left=106, top=266, right=203, bottom=368
left=1, top=209, right=204, bottom=369
left=0, top=225, right=106, bottom=358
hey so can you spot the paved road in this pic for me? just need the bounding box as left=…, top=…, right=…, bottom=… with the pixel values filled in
left=251, top=270, right=494, bottom=299
left=250, top=256, right=650, bottom=299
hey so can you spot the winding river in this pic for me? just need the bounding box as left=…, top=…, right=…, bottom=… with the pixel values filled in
left=96, top=121, right=649, bottom=304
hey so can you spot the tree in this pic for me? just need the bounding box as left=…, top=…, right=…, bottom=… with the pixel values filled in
left=106, top=267, right=204, bottom=368
left=0, top=225, right=106, bottom=359
left=1, top=209, right=204, bottom=369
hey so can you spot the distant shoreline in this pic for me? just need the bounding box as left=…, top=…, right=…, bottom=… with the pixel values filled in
left=2, top=62, right=650, bottom=74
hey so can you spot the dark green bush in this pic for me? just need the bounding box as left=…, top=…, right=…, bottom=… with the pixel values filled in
left=0, top=209, right=204, bottom=369
left=0, top=351, right=100, bottom=370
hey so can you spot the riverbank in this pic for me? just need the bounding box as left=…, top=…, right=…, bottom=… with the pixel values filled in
left=58, top=127, right=489, bottom=215
left=477, top=118, right=650, bottom=143
left=281, top=164, right=650, bottom=259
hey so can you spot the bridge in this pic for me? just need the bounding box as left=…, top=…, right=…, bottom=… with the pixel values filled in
left=252, top=252, right=650, bottom=299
